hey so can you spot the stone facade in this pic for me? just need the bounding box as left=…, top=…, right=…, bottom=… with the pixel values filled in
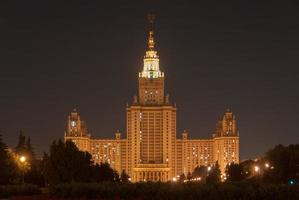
left=64, top=21, right=239, bottom=182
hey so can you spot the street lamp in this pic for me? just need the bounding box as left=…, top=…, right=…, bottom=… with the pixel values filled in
left=207, top=166, right=212, bottom=172
left=20, top=156, right=26, bottom=163
left=254, top=165, right=259, bottom=173
left=19, top=156, right=26, bottom=184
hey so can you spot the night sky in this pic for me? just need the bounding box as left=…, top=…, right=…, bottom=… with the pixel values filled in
left=1, top=1, right=298, bottom=160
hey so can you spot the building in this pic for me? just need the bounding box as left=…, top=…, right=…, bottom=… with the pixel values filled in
left=64, top=17, right=239, bottom=182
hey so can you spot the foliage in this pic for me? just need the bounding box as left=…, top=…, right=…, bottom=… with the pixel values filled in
left=15, top=131, right=27, bottom=155
left=120, top=170, right=130, bottom=183
left=226, top=163, right=245, bottom=182
left=0, top=133, right=11, bottom=184
left=206, top=161, right=221, bottom=184
left=24, top=159, right=45, bottom=186
left=0, top=184, right=41, bottom=198
left=264, top=144, right=299, bottom=183
left=43, top=139, right=119, bottom=185
left=239, top=159, right=255, bottom=178
left=49, top=182, right=299, bottom=200
left=14, top=131, right=36, bottom=163
left=186, top=172, right=192, bottom=180
left=178, top=173, right=186, bottom=183
left=0, top=133, right=23, bottom=185
left=192, top=165, right=208, bottom=182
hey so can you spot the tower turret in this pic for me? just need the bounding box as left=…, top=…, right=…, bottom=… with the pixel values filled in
left=138, top=14, right=165, bottom=105
left=64, top=109, right=91, bottom=152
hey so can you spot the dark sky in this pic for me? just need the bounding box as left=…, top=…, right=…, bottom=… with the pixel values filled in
left=1, top=0, right=298, bottom=160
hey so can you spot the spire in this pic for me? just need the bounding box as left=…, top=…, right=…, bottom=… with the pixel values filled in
left=147, top=13, right=155, bottom=50
left=139, top=14, right=163, bottom=79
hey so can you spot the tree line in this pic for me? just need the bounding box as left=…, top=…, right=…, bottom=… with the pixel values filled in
left=0, top=131, right=129, bottom=186
left=0, top=131, right=298, bottom=186
left=182, top=144, right=299, bottom=184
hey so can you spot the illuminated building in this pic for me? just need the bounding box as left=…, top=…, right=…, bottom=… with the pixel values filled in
left=64, top=16, right=239, bottom=182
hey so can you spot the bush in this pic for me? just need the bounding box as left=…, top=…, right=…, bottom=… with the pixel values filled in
left=49, top=182, right=299, bottom=200
left=0, top=184, right=41, bottom=198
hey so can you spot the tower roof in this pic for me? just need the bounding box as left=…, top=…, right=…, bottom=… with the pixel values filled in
left=139, top=14, right=164, bottom=79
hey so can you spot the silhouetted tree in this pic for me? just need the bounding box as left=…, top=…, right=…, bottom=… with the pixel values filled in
left=25, top=159, right=45, bottom=186
left=263, top=144, right=299, bottom=183
left=43, top=140, right=93, bottom=185
left=187, top=172, right=192, bottom=180
left=26, top=136, right=35, bottom=162
left=192, top=165, right=208, bottom=182
left=239, top=159, right=255, bottom=178
left=0, top=133, right=10, bottom=184
left=178, top=173, right=186, bottom=183
left=44, top=140, right=119, bottom=185
left=97, top=162, right=117, bottom=182
left=0, top=133, right=20, bottom=185
left=226, top=163, right=245, bottom=182
left=15, top=131, right=27, bottom=155
left=120, top=170, right=130, bottom=183
left=206, top=161, right=221, bottom=184
left=113, top=170, right=120, bottom=182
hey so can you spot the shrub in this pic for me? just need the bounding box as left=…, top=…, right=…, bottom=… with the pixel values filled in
left=0, top=184, right=41, bottom=198
left=49, top=182, right=299, bottom=200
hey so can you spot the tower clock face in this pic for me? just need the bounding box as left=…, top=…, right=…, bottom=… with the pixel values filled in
left=71, top=121, right=77, bottom=128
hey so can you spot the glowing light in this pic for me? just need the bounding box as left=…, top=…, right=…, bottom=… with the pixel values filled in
left=270, top=166, right=274, bottom=170
left=20, top=156, right=26, bottom=163
left=172, top=177, right=177, bottom=182
left=254, top=166, right=259, bottom=172
left=207, top=166, right=212, bottom=172
left=265, top=163, right=270, bottom=168
left=288, top=179, right=296, bottom=185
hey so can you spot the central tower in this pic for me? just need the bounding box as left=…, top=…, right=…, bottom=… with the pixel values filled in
left=138, top=14, right=165, bottom=105
left=126, top=14, right=177, bottom=182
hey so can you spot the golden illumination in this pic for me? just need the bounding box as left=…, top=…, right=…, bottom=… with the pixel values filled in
left=139, top=15, right=163, bottom=79
left=20, top=156, right=26, bottom=163
left=254, top=165, right=260, bottom=172
left=64, top=16, right=240, bottom=182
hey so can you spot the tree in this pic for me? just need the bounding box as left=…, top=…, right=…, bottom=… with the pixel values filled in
left=226, top=163, right=245, bottom=182
left=0, top=133, right=10, bottom=184
left=15, top=131, right=26, bottom=155
left=206, top=161, right=221, bottom=184
left=120, top=170, right=130, bottom=183
left=192, top=165, right=208, bottom=182
left=263, top=144, right=299, bottom=183
left=44, top=140, right=119, bottom=185
left=178, top=173, right=186, bottom=183
left=43, top=140, right=93, bottom=185
left=239, top=159, right=255, bottom=178
left=187, top=172, right=192, bottom=180
left=26, top=136, right=35, bottom=162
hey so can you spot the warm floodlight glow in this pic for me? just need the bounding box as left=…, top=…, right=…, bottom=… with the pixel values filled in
left=254, top=165, right=259, bottom=172
left=265, top=163, right=270, bottom=168
left=172, top=177, right=177, bottom=182
left=20, top=156, right=26, bottom=163
left=207, top=166, right=212, bottom=172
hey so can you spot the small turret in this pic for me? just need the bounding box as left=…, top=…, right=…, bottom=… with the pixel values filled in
left=65, top=109, right=90, bottom=137
left=213, top=108, right=237, bottom=137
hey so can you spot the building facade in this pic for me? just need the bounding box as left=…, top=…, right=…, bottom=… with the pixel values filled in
left=64, top=19, right=239, bottom=182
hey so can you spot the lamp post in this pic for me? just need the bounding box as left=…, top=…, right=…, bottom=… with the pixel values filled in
left=207, top=166, right=212, bottom=172
left=19, top=156, right=26, bottom=185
